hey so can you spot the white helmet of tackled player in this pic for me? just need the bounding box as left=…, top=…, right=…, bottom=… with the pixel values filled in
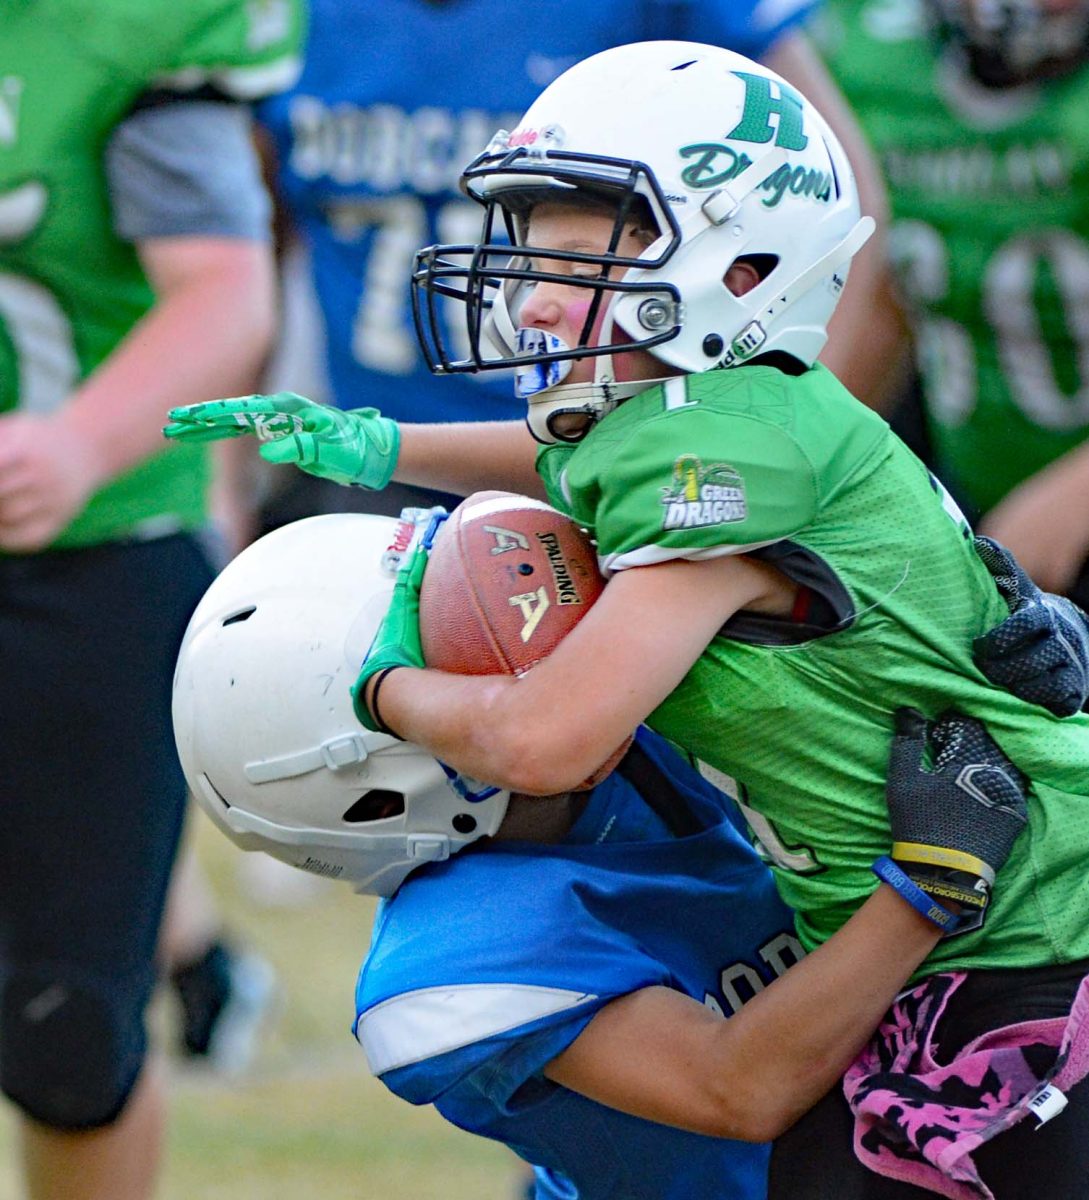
left=412, top=39, right=874, bottom=443
left=172, top=511, right=509, bottom=897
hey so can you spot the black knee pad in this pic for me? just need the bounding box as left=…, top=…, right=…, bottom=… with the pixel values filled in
left=0, top=965, right=146, bottom=1130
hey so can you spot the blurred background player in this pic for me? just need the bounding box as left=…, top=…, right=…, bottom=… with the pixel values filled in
left=811, top=0, right=1089, bottom=605
left=170, top=510, right=1028, bottom=1200
left=0, top=2, right=301, bottom=1197
left=158, top=833, right=278, bottom=1073
left=247, top=0, right=889, bottom=535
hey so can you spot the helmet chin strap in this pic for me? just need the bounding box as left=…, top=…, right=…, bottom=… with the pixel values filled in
left=524, top=377, right=669, bottom=444
left=523, top=363, right=672, bottom=444
left=517, top=310, right=673, bottom=443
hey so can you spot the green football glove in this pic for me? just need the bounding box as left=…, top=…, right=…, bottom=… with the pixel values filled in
left=163, top=391, right=400, bottom=490
left=875, top=707, right=1029, bottom=937
left=352, top=511, right=448, bottom=735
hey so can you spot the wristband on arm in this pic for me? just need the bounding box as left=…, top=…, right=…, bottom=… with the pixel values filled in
left=872, top=855, right=960, bottom=933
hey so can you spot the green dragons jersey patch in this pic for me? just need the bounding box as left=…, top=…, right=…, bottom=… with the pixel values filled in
left=661, top=455, right=747, bottom=530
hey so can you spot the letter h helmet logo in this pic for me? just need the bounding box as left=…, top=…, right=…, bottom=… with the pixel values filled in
left=727, top=72, right=809, bottom=151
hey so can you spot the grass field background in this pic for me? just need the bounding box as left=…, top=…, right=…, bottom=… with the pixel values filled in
left=0, top=811, right=524, bottom=1200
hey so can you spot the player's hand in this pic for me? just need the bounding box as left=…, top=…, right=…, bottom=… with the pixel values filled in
left=352, top=511, right=448, bottom=735
left=0, top=411, right=101, bottom=552
left=163, top=392, right=401, bottom=490
left=972, top=535, right=1089, bottom=717
left=879, top=707, right=1028, bottom=937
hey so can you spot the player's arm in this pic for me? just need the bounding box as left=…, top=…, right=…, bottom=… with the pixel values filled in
left=977, top=437, right=1089, bottom=595
left=973, top=534, right=1089, bottom=715
left=360, top=512, right=1089, bottom=798
left=163, top=389, right=545, bottom=501
left=397, top=419, right=544, bottom=499
left=0, top=241, right=274, bottom=555
left=0, top=99, right=276, bottom=553
left=90, top=99, right=279, bottom=469
left=72, top=236, right=274, bottom=474
left=361, top=549, right=792, bottom=795
left=543, top=711, right=1027, bottom=1141
left=546, top=889, right=936, bottom=1142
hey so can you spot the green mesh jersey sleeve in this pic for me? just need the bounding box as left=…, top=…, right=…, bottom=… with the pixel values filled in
left=546, top=368, right=878, bottom=573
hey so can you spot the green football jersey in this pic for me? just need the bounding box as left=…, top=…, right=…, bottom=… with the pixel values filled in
left=812, top=0, right=1089, bottom=515
left=538, top=364, right=1089, bottom=975
left=0, top=0, right=303, bottom=548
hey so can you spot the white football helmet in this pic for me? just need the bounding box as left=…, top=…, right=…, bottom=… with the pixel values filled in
left=172, top=511, right=509, bottom=897
left=412, top=40, right=874, bottom=443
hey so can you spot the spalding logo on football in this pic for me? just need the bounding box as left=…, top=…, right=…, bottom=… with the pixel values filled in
left=419, top=490, right=605, bottom=677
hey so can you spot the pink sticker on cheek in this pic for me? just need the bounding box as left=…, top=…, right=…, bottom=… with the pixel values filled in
left=565, top=300, right=593, bottom=329
left=566, top=299, right=607, bottom=354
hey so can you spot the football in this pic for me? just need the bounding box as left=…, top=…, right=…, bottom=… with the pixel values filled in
left=420, top=490, right=605, bottom=676
left=419, top=490, right=632, bottom=788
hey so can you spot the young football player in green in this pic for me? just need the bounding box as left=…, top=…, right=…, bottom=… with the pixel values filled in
left=165, top=40, right=1089, bottom=1197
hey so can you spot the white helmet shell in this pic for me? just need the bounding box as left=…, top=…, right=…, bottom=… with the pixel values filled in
left=172, top=512, right=509, bottom=897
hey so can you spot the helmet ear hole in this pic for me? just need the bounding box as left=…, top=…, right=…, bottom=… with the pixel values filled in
left=735, top=254, right=778, bottom=282
left=343, top=790, right=406, bottom=823
left=222, top=606, right=256, bottom=627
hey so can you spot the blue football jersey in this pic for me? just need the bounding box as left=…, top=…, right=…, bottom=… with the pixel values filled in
left=258, top=0, right=819, bottom=424
left=354, top=729, right=801, bottom=1200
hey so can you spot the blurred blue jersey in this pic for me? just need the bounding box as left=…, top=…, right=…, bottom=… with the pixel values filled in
left=257, top=0, right=819, bottom=424
left=354, top=729, right=801, bottom=1199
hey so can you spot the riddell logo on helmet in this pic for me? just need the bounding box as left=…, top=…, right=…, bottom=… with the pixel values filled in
left=507, top=123, right=565, bottom=149
left=387, top=520, right=415, bottom=555
left=380, top=519, right=418, bottom=574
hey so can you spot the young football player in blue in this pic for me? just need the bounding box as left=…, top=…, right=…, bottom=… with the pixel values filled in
left=165, top=40, right=1089, bottom=1197
left=171, top=511, right=1027, bottom=1200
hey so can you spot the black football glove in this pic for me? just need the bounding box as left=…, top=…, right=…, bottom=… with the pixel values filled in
left=882, top=707, right=1028, bottom=937
left=973, top=535, right=1089, bottom=717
